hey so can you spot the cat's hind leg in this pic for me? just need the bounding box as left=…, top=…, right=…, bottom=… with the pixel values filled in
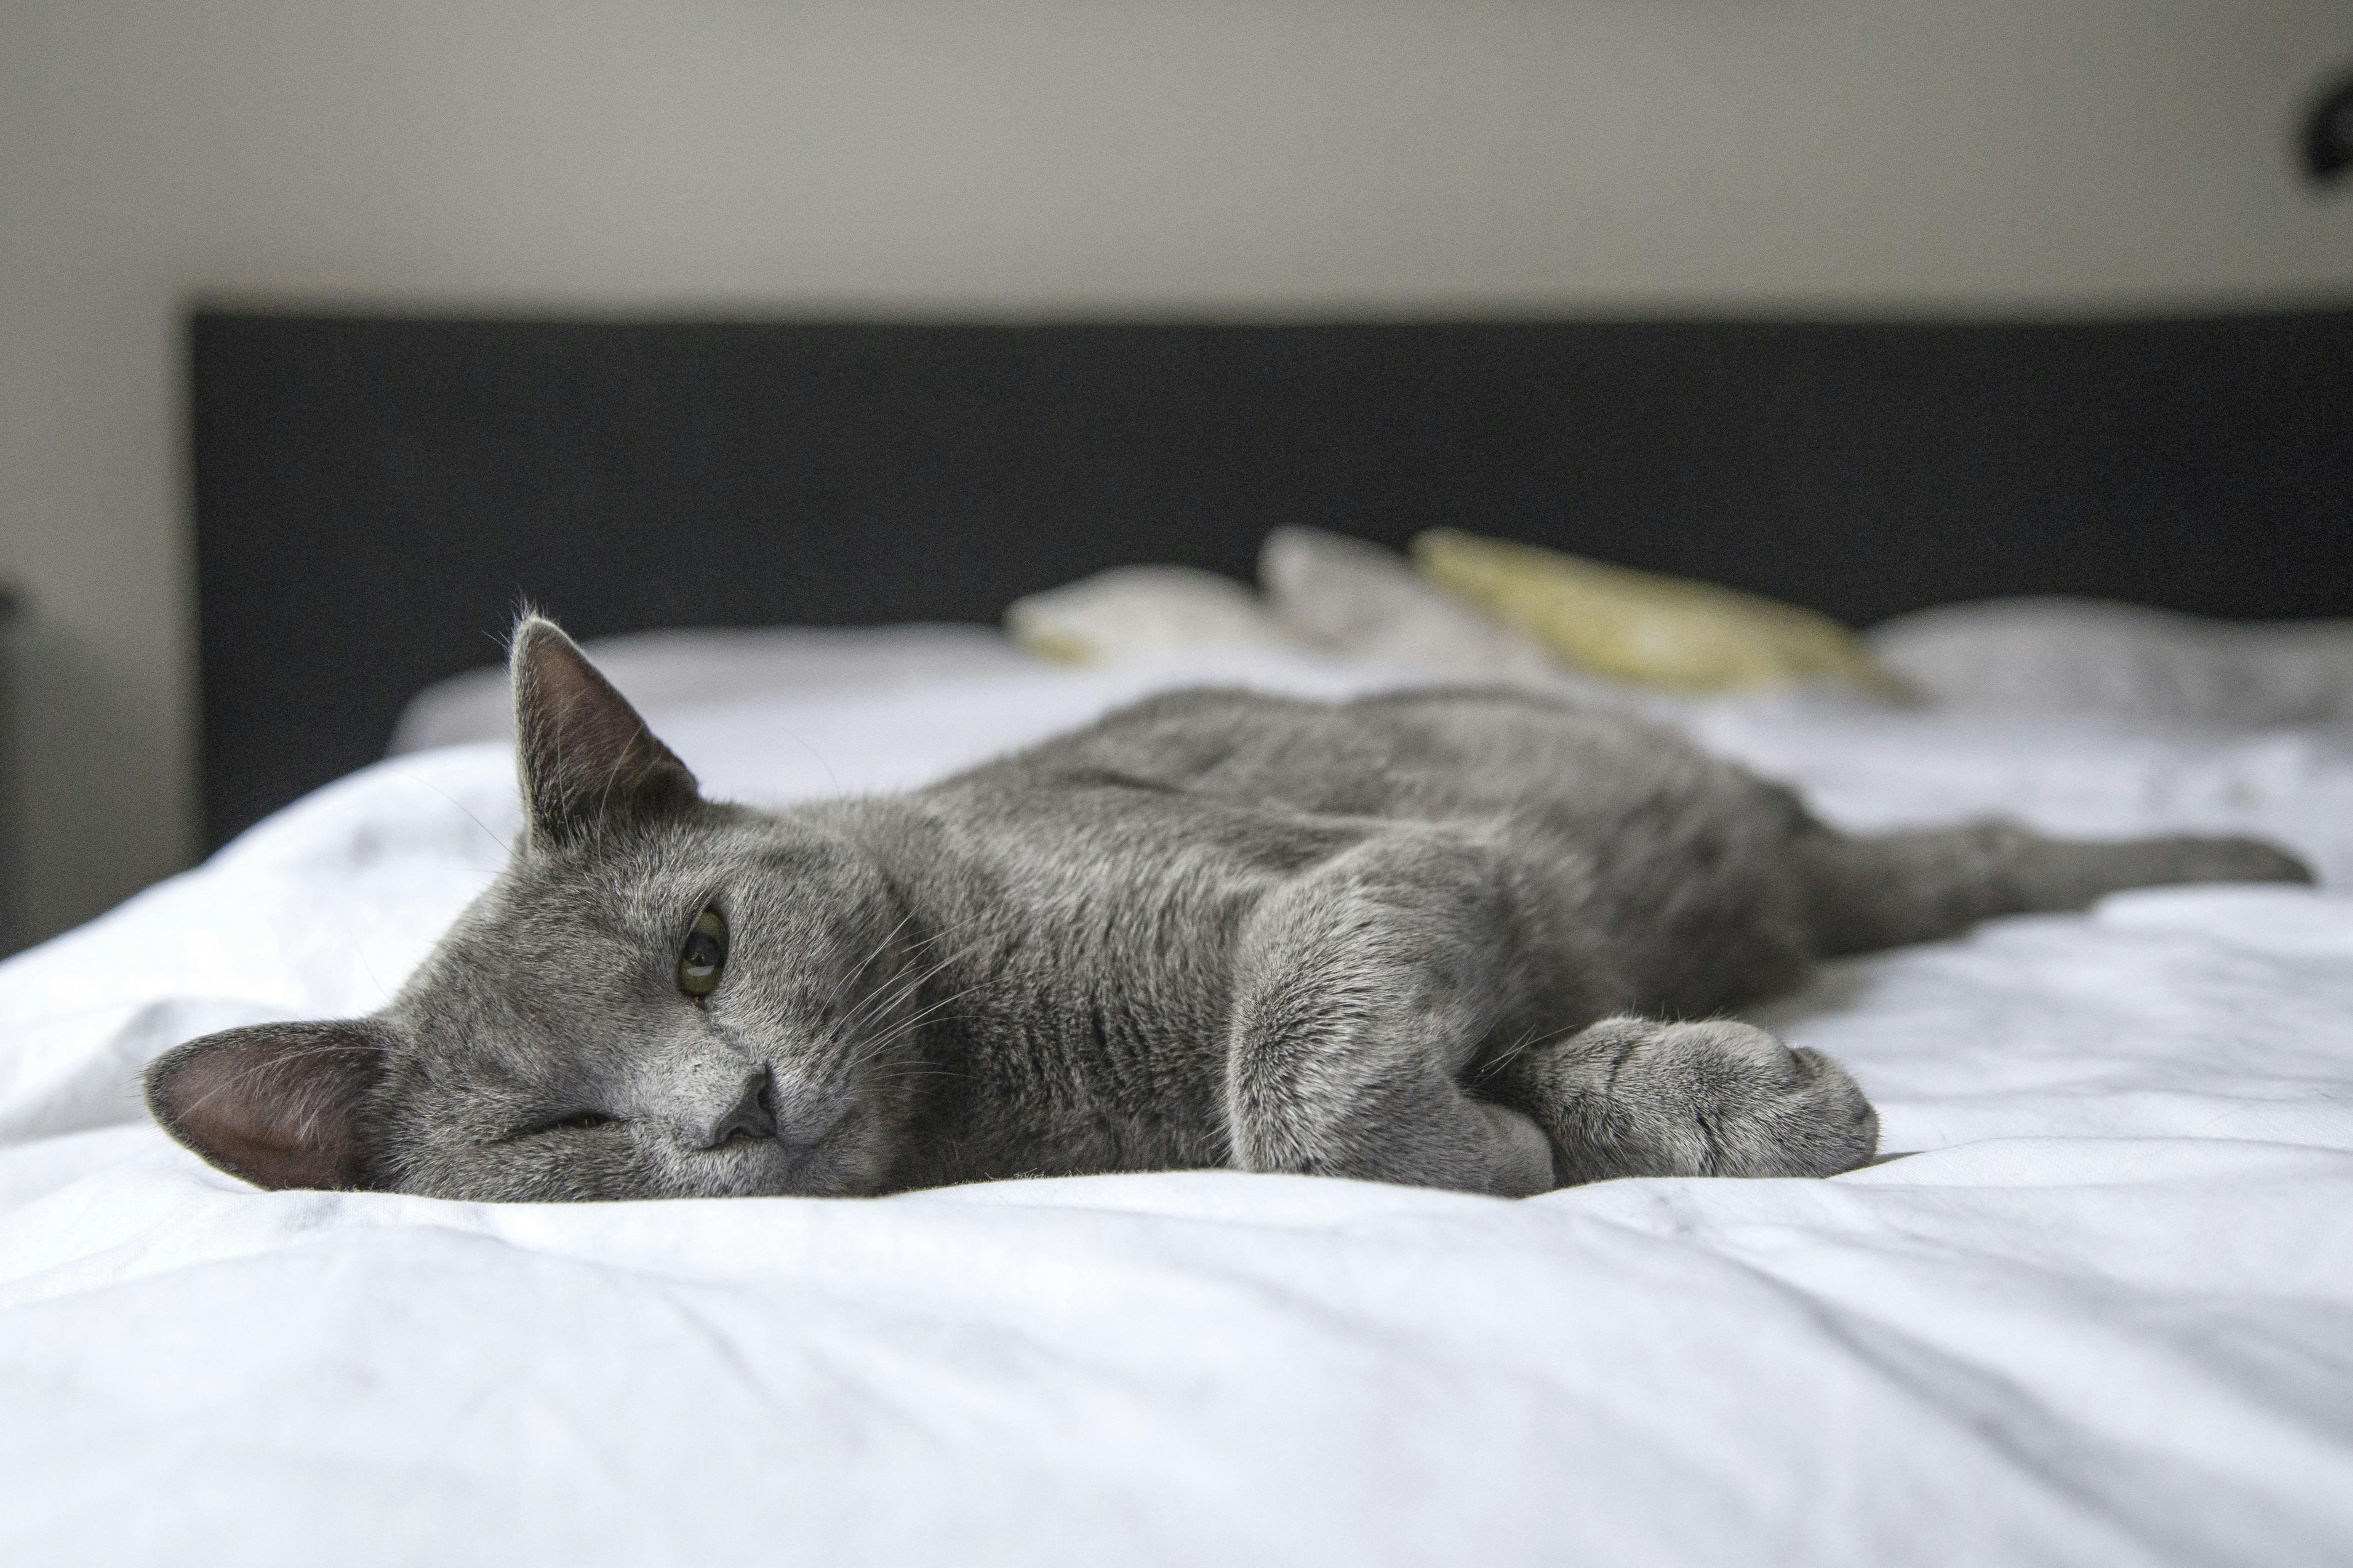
left=1486, top=1017, right=1879, bottom=1183
left=1796, top=821, right=2313, bottom=956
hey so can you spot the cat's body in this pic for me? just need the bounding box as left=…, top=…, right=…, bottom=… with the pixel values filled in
left=146, top=620, right=2313, bottom=1202
left=875, top=682, right=1831, bottom=1191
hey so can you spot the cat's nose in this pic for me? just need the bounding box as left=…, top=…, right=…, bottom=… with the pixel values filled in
left=702, top=1067, right=778, bottom=1148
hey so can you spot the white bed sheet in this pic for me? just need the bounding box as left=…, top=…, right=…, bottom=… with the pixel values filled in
left=4, top=650, right=2351, bottom=1566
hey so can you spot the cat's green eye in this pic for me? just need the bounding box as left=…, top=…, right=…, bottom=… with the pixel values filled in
left=678, top=907, right=728, bottom=999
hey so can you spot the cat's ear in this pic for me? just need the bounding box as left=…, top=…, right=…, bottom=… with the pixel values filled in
left=143, top=1021, right=391, bottom=1191
left=510, top=615, right=699, bottom=849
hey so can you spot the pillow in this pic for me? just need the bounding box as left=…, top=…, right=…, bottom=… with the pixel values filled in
left=1411, top=529, right=1901, bottom=696
left=1004, top=566, right=1304, bottom=664
left=1257, top=527, right=1567, bottom=684
left=1868, top=598, right=2353, bottom=725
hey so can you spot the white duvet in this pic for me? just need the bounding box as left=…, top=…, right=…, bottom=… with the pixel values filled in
left=4, top=650, right=2350, bottom=1566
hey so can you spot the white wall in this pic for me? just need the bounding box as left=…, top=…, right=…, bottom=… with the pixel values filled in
left=2, top=0, right=2350, bottom=944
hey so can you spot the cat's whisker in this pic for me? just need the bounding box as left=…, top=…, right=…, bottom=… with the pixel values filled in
left=820, top=905, right=934, bottom=1021
left=873, top=982, right=986, bottom=1035
left=1471, top=1021, right=1569, bottom=1084
left=840, top=979, right=987, bottom=1072
left=837, top=933, right=990, bottom=1041
left=854, top=953, right=983, bottom=1026
left=383, top=768, right=516, bottom=858
left=827, top=998, right=988, bottom=1091
left=842, top=989, right=986, bottom=1069
left=322, top=909, right=395, bottom=1007
left=844, top=914, right=992, bottom=1017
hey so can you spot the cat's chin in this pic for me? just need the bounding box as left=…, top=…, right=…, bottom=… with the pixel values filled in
left=697, top=1133, right=891, bottom=1200
left=725, top=1168, right=889, bottom=1200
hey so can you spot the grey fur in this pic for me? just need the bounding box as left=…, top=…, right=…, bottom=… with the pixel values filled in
left=145, top=617, right=2316, bottom=1201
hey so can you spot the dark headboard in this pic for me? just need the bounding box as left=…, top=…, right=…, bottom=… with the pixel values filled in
left=192, top=308, right=2353, bottom=850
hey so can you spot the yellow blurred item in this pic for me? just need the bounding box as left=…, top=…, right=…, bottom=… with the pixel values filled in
left=1410, top=529, right=1903, bottom=695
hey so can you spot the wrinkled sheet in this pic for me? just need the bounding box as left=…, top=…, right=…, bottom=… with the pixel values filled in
left=3, top=651, right=2350, bottom=1566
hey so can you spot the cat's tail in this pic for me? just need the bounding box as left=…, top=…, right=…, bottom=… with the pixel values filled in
left=1795, top=819, right=2315, bottom=957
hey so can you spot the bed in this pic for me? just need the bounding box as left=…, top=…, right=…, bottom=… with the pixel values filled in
left=3, top=312, right=2350, bottom=1564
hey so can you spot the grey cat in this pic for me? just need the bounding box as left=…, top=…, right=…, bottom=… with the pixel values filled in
left=146, top=617, right=2313, bottom=1201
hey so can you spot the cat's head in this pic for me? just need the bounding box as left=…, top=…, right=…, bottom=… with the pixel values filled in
left=145, top=617, right=935, bottom=1201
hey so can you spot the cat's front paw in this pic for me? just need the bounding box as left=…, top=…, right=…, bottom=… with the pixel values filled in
left=1529, top=1017, right=1879, bottom=1183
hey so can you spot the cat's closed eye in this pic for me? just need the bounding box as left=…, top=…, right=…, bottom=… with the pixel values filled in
left=678, top=907, right=728, bottom=1000
left=527, top=1111, right=619, bottom=1136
